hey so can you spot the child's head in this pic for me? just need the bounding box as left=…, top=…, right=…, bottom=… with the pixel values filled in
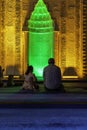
left=25, top=65, right=33, bottom=75
left=28, top=65, right=33, bottom=72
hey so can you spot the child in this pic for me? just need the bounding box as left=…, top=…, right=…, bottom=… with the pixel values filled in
left=22, top=65, right=39, bottom=92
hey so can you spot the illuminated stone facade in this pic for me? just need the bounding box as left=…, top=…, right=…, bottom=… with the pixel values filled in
left=83, top=0, right=87, bottom=78
left=0, top=0, right=87, bottom=79
left=0, top=0, right=23, bottom=76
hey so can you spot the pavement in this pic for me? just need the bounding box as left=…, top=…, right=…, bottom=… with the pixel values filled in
left=0, top=108, right=87, bottom=130
left=0, top=93, right=87, bottom=108
left=0, top=81, right=87, bottom=129
left=0, top=80, right=87, bottom=108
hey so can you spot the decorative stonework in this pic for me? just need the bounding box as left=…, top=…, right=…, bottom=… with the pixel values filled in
left=28, top=0, right=54, bottom=79
left=0, top=0, right=23, bottom=75
left=82, top=0, right=87, bottom=78
left=4, top=0, right=16, bottom=75
left=15, top=0, right=22, bottom=75
left=60, top=0, right=66, bottom=72
left=0, top=0, right=85, bottom=79
left=0, top=1, right=5, bottom=67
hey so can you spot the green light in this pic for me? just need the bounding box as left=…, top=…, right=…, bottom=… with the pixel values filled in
left=28, top=0, right=54, bottom=80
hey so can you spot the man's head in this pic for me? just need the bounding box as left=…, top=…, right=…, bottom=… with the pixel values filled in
left=48, top=58, right=55, bottom=64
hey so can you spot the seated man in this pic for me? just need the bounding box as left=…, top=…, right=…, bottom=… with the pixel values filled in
left=43, top=58, right=65, bottom=93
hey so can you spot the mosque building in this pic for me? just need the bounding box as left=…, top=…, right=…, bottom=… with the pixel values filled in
left=0, top=0, right=87, bottom=80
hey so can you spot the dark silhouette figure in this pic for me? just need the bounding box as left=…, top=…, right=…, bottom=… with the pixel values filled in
left=7, top=75, right=14, bottom=87
left=43, top=58, right=65, bottom=93
left=0, top=66, right=4, bottom=87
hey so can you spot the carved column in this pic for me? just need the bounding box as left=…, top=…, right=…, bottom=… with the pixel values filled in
left=0, top=0, right=5, bottom=70
left=54, top=31, right=59, bottom=66
left=15, top=0, right=22, bottom=75
left=4, top=0, right=22, bottom=76
left=76, top=0, right=83, bottom=78
left=82, top=0, right=87, bottom=78
left=60, top=0, right=67, bottom=75
left=4, top=0, right=16, bottom=75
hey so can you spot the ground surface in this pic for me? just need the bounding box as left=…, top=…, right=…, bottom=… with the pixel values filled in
left=0, top=81, right=87, bottom=129
left=0, top=82, right=87, bottom=106
left=0, top=108, right=87, bottom=130
left=0, top=81, right=87, bottom=93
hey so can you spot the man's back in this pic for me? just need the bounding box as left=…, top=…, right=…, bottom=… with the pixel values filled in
left=43, top=64, right=61, bottom=89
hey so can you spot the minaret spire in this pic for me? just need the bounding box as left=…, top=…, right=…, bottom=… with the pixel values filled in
left=28, top=0, right=54, bottom=80
left=28, top=0, right=53, bottom=31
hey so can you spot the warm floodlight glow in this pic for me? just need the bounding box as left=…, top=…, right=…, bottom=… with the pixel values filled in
left=28, top=0, right=54, bottom=80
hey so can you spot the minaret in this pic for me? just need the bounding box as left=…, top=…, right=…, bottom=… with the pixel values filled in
left=28, top=0, right=54, bottom=80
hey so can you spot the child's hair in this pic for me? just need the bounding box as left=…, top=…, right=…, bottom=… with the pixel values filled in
left=25, top=65, right=33, bottom=75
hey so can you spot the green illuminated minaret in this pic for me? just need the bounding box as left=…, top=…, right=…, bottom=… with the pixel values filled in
left=28, top=0, right=54, bottom=80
